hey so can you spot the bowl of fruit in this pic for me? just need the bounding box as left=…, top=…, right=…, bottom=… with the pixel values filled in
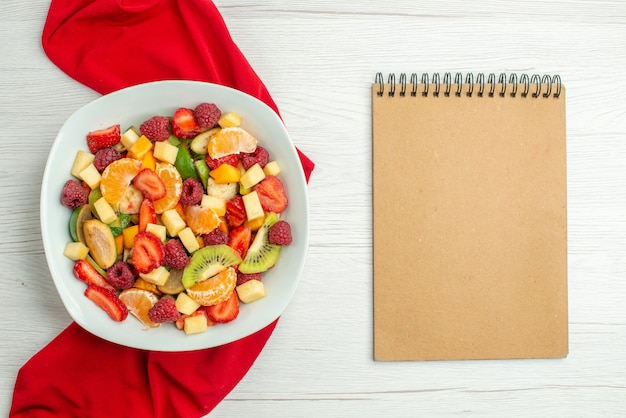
left=40, top=80, right=309, bottom=351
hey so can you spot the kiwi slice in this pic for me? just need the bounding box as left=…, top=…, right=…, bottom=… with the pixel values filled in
left=158, top=268, right=185, bottom=295
left=182, top=244, right=241, bottom=289
left=238, top=212, right=282, bottom=274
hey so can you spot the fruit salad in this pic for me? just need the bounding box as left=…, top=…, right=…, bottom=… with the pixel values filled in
left=60, top=103, right=292, bottom=335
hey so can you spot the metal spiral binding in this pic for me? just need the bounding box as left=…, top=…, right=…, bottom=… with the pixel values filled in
left=375, top=72, right=562, bottom=99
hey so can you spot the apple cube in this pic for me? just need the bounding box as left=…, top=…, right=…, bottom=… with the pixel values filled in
left=240, top=163, right=266, bottom=189
left=200, top=194, right=226, bottom=216
left=139, top=266, right=170, bottom=286
left=236, top=280, right=266, bottom=303
left=93, top=196, right=117, bottom=224
left=146, top=223, right=167, bottom=242
left=63, top=241, right=89, bottom=260
left=71, top=150, right=95, bottom=178
left=178, top=227, right=200, bottom=253
left=120, top=126, right=140, bottom=150
left=176, top=292, right=201, bottom=315
left=153, top=140, right=179, bottom=164
left=161, top=209, right=186, bottom=237
left=263, top=160, right=281, bottom=176
left=79, top=163, right=101, bottom=190
left=242, top=191, right=264, bottom=222
left=184, top=314, right=208, bottom=335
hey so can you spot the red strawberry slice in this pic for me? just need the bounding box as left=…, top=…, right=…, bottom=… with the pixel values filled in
left=138, top=198, right=156, bottom=232
left=205, top=291, right=239, bottom=323
left=86, top=124, right=121, bottom=153
left=132, top=169, right=166, bottom=200
left=73, top=259, right=116, bottom=292
left=132, top=231, right=165, bottom=273
left=228, top=225, right=252, bottom=259
left=172, top=107, right=202, bottom=139
left=254, top=175, right=288, bottom=213
left=84, top=284, right=129, bottom=322
left=225, top=195, right=246, bottom=228
left=205, top=153, right=240, bottom=170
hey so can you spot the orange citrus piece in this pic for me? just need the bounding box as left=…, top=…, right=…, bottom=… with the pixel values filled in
left=119, top=288, right=160, bottom=328
left=186, top=267, right=237, bottom=306
left=100, top=158, right=142, bottom=210
left=207, top=127, right=257, bottom=159
left=153, top=163, right=183, bottom=214
left=184, top=205, right=221, bottom=234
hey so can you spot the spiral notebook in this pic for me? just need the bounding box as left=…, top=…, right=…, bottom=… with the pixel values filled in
left=372, top=72, right=568, bottom=361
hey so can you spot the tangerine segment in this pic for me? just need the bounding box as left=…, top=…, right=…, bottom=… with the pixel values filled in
left=184, top=205, right=221, bottom=234
left=100, top=158, right=142, bottom=210
left=119, top=288, right=160, bottom=328
left=186, top=267, right=237, bottom=306
left=153, top=163, right=183, bottom=214
left=207, top=127, right=257, bottom=159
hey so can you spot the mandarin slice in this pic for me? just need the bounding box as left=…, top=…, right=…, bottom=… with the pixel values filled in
left=185, top=267, right=237, bottom=306
left=100, top=158, right=142, bottom=210
left=153, top=162, right=183, bottom=214
left=207, top=127, right=257, bottom=159
left=184, top=205, right=221, bottom=235
left=119, top=288, right=161, bottom=328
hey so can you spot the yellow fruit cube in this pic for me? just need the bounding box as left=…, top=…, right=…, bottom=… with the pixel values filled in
left=178, top=227, right=200, bottom=253
left=240, top=163, right=266, bottom=189
left=153, top=140, right=179, bottom=164
left=209, top=163, right=241, bottom=184
left=218, top=112, right=242, bottom=128
left=120, top=127, right=140, bottom=150
left=122, top=225, right=139, bottom=249
left=93, top=196, right=118, bottom=224
left=200, top=194, right=226, bottom=216
left=236, top=280, right=266, bottom=303
left=63, top=241, right=89, bottom=260
left=141, top=151, right=157, bottom=171
left=71, top=150, right=95, bottom=178
left=79, top=163, right=102, bottom=189
left=244, top=214, right=265, bottom=231
left=139, top=266, right=170, bottom=286
left=146, top=223, right=167, bottom=242
left=127, top=135, right=153, bottom=160
left=263, top=160, right=281, bottom=176
left=161, top=208, right=186, bottom=237
left=242, top=191, right=264, bottom=222
left=175, top=292, right=201, bottom=315
left=184, top=314, right=208, bottom=335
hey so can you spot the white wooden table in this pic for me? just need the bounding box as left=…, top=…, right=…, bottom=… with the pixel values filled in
left=2, top=1, right=625, bottom=416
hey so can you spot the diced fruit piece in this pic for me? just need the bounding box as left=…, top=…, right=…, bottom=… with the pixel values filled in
left=119, top=288, right=160, bottom=328
left=181, top=245, right=241, bottom=289
left=141, top=151, right=156, bottom=171
left=140, top=116, right=170, bottom=141
left=106, top=261, right=135, bottom=290
left=172, top=107, right=202, bottom=139
left=138, top=198, right=156, bottom=233
left=178, top=227, right=200, bottom=253
left=146, top=223, right=167, bottom=242
left=133, top=277, right=162, bottom=295
left=228, top=225, right=252, bottom=259
left=186, top=267, right=237, bottom=306
left=93, top=196, right=117, bottom=224
left=161, top=208, right=186, bottom=237
left=176, top=292, right=201, bottom=315
left=86, top=124, right=121, bottom=153
left=120, top=126, right=140, bottom=150
left=184, top=205, right=221, bottom=235
left=201, top=195, right=226, bottom=216
left=158, top=268, right=185, bottom=295
left=242, top=191, right=264, bottom=222
left=194, top=103, right=221, bottom=129
left=205, top=290, right=239, bottom=322
left=71, top=150, right=95, bottom=178
left=148, top=296, right=180, bottom=323
left=254, top=175, right=288, bottom=213
left=244, top=214, right=265, bottom=232
left=82, top=219, right=117, bottom=269
left=207, top=127, right=257, bottom=159
left=63, top=241, right=89, bottom=260
left=78, top=163, right=102, bottom=190
left=206, top=177, right=238, bottom=200
left=225, top=196, right=246, bottom=228
left=85, top=284, right=128, bottom=321
left=239, top=212, right=282, bottom=274
left=153, top=140, right=179, bottom=164
left=127, top=135, right=153, bottom=160
left=269, top=220, right=293, bottom=245
left=190, top=128, right=220, bottom=154
left=100, top=158, right=143, bottom=211
left=73, top=259, right=115, bottom=291
left=209, top=163, right=241, bottom=184
left=183, top=312, right=208, bottom=334
left=263, top=160, right=281, bottom=176
left=241, top=146, right=269, bottom=169
left=239, top=163, right=266, bottom=189
left=62, top=180, right=89, bottom=210
left=153, top=163, right=183, bottom=214
left=122, top=225, right=139, bottom=249
left=175, top=141, right=199, bottom=180
left=115, top=234, right=124, bottom=255
left=236, top=279, right=266, bottom=303
left=132, top=168, right=167, bottom=200
left=218, top=112, right=242, bottom=128
left=139, top=266, right=170, bottom=286
left=132, top=231, right=165, bottom=273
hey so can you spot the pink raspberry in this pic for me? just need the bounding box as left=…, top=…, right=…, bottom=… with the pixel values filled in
left=148, top=296, right=181, bottom=323
left=241, top=146, right=269, bottom=169
left=268, top=220, right=292, bottom=245
left=203, top=228, right=228, bottom=245
left=163, top=239, right=189, bottom=269
left=61, top=179, right=88, bottom=209
left=180, top=178, right=203, bottom=206
left=140, top=116, right=170, bottom=141
left=236, top=271, right=261, bottom=286
left=94, top=147, right=122, bottom=172
left=193, top=102, right=221, bottom=129
left=106, top=261, right=135, bottom=289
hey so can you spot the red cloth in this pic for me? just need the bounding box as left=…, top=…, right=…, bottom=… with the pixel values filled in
left=10, top=0, right=314, bottom=417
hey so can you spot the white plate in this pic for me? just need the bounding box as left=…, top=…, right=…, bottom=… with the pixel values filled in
left=41, top=81, right=309, bottom=351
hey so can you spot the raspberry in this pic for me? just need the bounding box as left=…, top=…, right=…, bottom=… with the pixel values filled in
left=241, top=146, right=269, bottom=169
left=180, top=178, right=204, bottom=206
left=148, top=296, right=181, bottom=323
left=61, top=179, right=88, bottom=209
left=194, top=102, right=221, bottom=129
left=205, top=153, right=240, bottom=170
left=140, top=116, right=170, bottom=141
left=93, top=147, right=122, bottom=172
left=236, top=271, right=261, bottom=286
left=268, top=220, right=292, bottom=245
left=203, top=228, right=228, bottom=245
left=163, top=239, right=190, bottom=269
left=106, top=261, right=135, bottom=290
